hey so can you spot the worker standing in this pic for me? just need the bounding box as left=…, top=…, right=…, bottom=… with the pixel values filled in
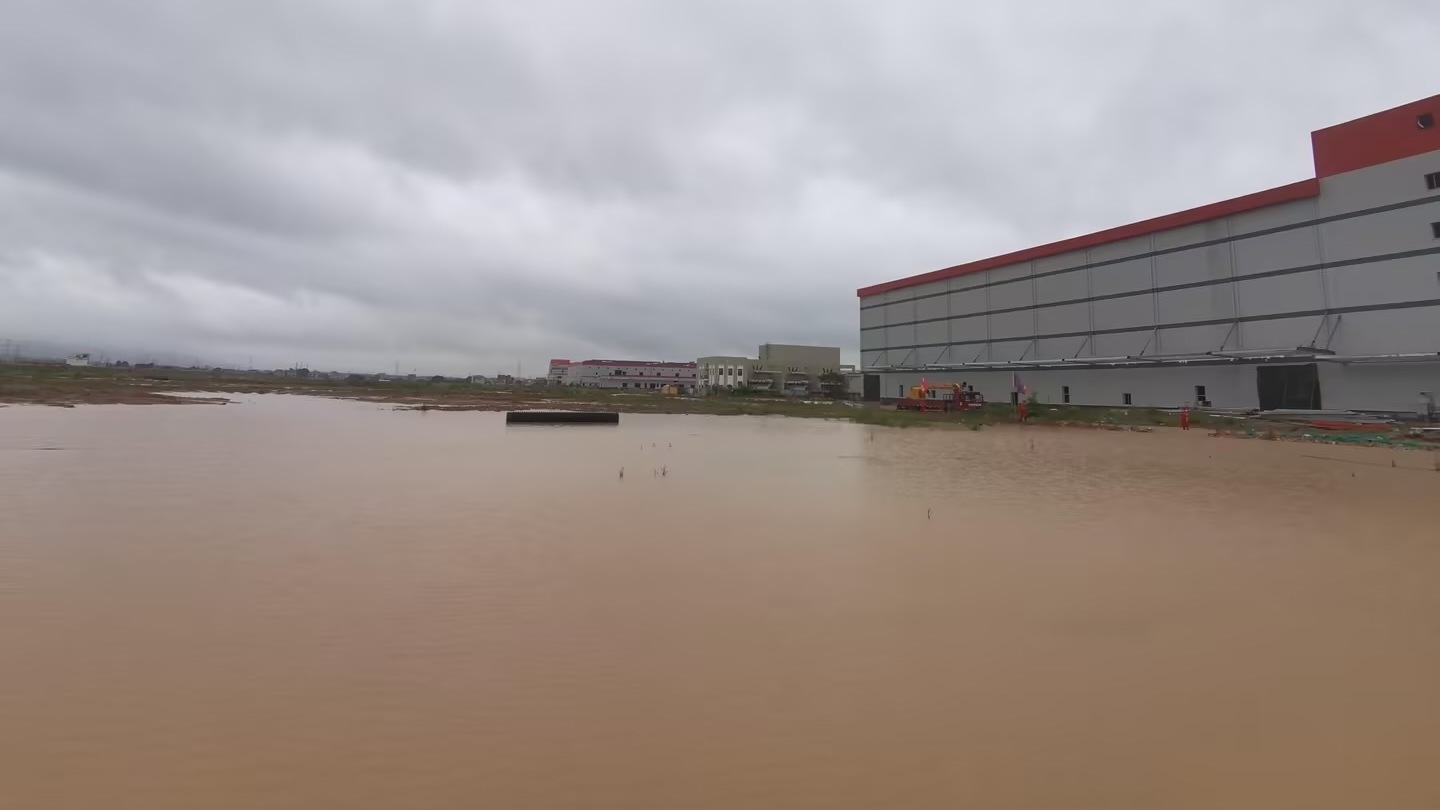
left=1017, top=399, right=1029, bottom=423
left=1179, top=405, right=1191, bottom=431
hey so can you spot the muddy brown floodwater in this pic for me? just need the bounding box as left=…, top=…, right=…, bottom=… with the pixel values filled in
left=1, top=395, right=1437, bottom=809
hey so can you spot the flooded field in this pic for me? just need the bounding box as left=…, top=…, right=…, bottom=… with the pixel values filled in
left=1, top=395, right=1437, bottom=809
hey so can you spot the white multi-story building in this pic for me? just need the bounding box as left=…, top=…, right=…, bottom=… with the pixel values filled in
left=697, top=356, right=752, bottom=391
left=565, top=359, right=698, bottom=391
left=857, top=94, right=1440, bottom=414
left=547, top=358, right=571, bottom=385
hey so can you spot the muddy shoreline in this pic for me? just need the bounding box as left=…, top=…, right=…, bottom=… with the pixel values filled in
left=3, top=363, right=1436, bottom=451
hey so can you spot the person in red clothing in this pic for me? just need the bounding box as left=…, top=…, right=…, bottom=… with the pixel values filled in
left=1179, top=405, right=1191, bottom=431
left=1017, top=399, right=1029, bottom=423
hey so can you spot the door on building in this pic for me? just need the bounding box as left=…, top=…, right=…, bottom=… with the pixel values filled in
left=1256, top=364, right=1322, bottom=410
left=862, top=374, right=880, bottom=401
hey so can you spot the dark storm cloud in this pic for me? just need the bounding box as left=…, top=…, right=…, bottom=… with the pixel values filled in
left=1, top=0, right=1437, bottom=373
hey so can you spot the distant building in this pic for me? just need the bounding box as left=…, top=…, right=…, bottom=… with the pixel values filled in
left=65, top=354, right=90, bottom=367
left=547, top=359, right=571, bottom=385
left=495, top=374, right=516, bottom=385
left=565, top=360, right=698, bottom=392
left=697, top=344, right=842, bottom=395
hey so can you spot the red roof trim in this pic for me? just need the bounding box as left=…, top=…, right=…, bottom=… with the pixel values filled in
left=1312, top=93, right=1440, bottom=177
left=857, top=179, right=1320, bottom=298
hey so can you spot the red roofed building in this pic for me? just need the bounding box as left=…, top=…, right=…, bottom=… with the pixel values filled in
left=564, top=359, right=699, bottom=392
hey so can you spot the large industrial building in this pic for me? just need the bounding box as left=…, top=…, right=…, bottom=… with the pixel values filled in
left=858, top=94, right=1440, bottom=414
left=563, top=359, right=698, bottom=391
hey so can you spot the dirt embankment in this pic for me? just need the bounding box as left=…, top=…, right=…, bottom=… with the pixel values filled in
left=0, top=371, right=231, bottom=407
left=5, top=364, right=1437, bottom=450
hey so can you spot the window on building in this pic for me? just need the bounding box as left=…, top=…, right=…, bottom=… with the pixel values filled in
left=1432, top=221, right=1440, bottom=239
left=1062, top=385, right=1071, bottom=404
left=1123, top=393, right=1133, bottom=406
left=899, top=384, right=906, bottom=398
left=1426, top=172, right=1440, bottom=191
left=621, top=382, right=628, bottom=389
left=1195, top=385, right=1207, bottom=404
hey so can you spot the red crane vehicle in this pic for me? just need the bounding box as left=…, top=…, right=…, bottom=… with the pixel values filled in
left=896, top=380, right=986, bottom=412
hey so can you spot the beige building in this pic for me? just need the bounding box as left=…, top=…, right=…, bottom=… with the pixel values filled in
left=698, top=344, right=842, bottom=395
left=697, top=356, right=753, bottom=391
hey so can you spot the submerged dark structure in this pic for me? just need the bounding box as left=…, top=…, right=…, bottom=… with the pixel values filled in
left=505, top=410, right=619, bottom=424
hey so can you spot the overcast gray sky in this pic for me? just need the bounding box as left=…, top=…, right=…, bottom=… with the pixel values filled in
left=1, top=1, right=1436, bottom=374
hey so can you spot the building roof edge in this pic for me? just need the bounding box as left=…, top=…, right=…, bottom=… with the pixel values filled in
left=857, top=179, right=1319, bottom=298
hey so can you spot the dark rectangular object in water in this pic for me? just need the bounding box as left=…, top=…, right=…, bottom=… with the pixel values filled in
left=506, top=411, right=619, bottom=424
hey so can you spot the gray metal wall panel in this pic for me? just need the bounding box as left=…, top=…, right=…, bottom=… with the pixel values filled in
left=947, top=289, right=988, bottom=317
left=1237, top=269, right=1325, bottom=317
left=859, top=306, right=886, bottom=330
left=947, top=343, right=987, bottom=364
left=1093, top=294, right=1155, bottom=330
left=988, top=279, right=1033, bottom=310
left=1228, top=198, right=1315, bottom=235
left=860, top=329, right=887, bottom=350
left=887, top=362, right=1440, bottom=411
left=1318, top=151, right=1440, bottom=215
left=1094, top=328, right=1152, bottom=355
left=916, top=321, right=948, bottom=346
left=1230, top=226, right=1320, bottom=274
left=1159, top=323, right=1234, bottom=354
left=906, top=280, right=948, bottom=301
left=990, top=309, right=1034, bottom=341
left=881, top=365, right=1261, bottom=409
left=1155, top=242, right=1232, bottom=287
left=1319, top=362, right=1440, bottom=411
left=1095, top=330, right=1152, bottom=357
left=1329, top=306, right=1440, bottom=354
left=1152, top=221, right=1213, bottom=251
left=1328, top=254, right=1440, bottom=309
left=913, top=345, right=947, bottom=366
left=1037, top=302, right=1089, bottom=335
left=916, top=295, right=948, bottom=321
left=1033, top=250, right=1088, bottom=274
left=950, top=315, right=987, bottom=343
left=1152, top=247, right=1206, bottom=288
left=1036, top=335, right=1089, bottom=358
left=884, top=324, right=916, bottom=347
left=1318, top=205, right=1440, bottom=263
left=1090, top=257, right=1153, bottom=296
left=1035, top=269, right=1088, bottom=305
left=1240, top=315, right=1320, bottom=348
left=861, top=351, right=885, bottom=369
left=988, top=263, right=1032, bottom=284
left=949, top=272, right=989, bottom=292
left=988, top=340, right=1032, bottom=362
left=881, top=301, right=915, bottom=328
left=1158, top=284, right=1235, bottom=324
left=1088, top=235, right=1150, bottom=262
